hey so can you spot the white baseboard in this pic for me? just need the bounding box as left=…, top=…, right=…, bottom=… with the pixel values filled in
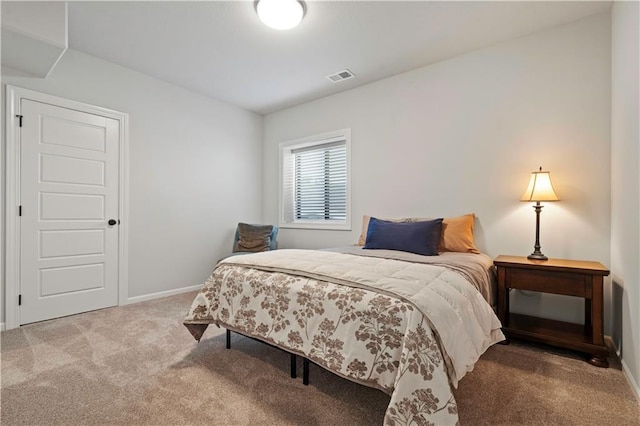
left=127, top=284, right=202, bottom=305
left=621, top=359, right=640, bottom=404
left=609, top=337, right=640, bottom=404
left=1, top=322, right=5, bottom=332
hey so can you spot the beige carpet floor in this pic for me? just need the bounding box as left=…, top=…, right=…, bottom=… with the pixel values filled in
left=1, top=291, right=638, bottom=425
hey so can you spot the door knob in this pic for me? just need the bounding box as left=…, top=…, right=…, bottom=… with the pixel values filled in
left=108, top=219, right=117, bottom=226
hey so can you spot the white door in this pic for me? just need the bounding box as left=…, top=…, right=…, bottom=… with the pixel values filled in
left=19, top=99, right=120, bottom=325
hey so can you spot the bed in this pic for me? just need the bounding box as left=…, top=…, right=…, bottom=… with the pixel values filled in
left=184, top=244, right=504, bottom=425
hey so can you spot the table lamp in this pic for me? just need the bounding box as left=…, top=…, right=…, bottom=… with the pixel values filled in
left=520, top=167, right=560, bottom=260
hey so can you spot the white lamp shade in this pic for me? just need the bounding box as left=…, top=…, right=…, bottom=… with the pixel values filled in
left=257, top=0, right=304, bottom=30
left=520, top=169, right=560, bottom=202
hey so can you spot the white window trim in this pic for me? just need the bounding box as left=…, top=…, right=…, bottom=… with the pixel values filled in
left=279, top=128, right=351, bottom=231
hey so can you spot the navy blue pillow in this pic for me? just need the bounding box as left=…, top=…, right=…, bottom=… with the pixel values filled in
left=363, top=217, right=443, bottom=256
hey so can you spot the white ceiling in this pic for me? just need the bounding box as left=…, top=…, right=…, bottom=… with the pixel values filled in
left=68, top=1, right=611, bottom=115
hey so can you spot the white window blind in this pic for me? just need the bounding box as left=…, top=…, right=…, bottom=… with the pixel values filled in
left=293, top=141, right=347, bottom=221
left=280, top=129, right=351, bottom=230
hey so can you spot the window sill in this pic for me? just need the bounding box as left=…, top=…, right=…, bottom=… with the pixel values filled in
left=279, top=222, right=351, bottom=231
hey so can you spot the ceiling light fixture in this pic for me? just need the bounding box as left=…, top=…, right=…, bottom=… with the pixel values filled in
left=256, top=0, right=305, bottom=30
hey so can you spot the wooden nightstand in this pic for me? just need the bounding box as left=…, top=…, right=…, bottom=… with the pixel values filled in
left=494, top=255, right=610, bottom=367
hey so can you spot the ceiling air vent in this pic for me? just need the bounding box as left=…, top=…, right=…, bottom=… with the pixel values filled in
left=326, top=69, right=355, bottom=83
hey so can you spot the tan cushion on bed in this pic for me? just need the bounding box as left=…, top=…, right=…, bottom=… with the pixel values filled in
left=357, top=213, right=479, bottom=254
left=357, top=215, right=372, bottom=246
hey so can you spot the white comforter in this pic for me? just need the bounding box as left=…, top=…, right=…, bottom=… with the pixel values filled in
left=185, top=249, right=504, bottom=425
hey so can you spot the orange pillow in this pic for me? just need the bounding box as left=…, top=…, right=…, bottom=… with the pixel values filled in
left=439, top=214, right=479, bottom=254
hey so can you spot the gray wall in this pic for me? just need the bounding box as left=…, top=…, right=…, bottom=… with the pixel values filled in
left=263, top=14, right=612, bottom=326
left=611, top=0, right=640, bottom=395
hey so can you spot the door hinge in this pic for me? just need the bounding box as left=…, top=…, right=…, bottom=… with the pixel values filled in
left=19, top=205, right=22, bottom=216
left=18, top=295, right=22, bottom=306
left=15, top=115, right=23, bottom=127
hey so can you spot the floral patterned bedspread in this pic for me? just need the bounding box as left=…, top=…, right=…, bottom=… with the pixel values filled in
left=184, top=249, right=504, bottom=425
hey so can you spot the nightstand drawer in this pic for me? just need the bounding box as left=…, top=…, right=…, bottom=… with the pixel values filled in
left=507, top=269, right=589, bottom=298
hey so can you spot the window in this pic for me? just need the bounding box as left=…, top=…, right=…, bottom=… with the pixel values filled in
left=280, top=129, right=351, bottom=230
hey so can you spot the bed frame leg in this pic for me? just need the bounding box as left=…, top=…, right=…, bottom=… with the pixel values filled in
left=303, top=358, right=309, bottom=385
left=290, top=354, right=297, bottom=378
left=226, top=329, right=231, bottom=349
